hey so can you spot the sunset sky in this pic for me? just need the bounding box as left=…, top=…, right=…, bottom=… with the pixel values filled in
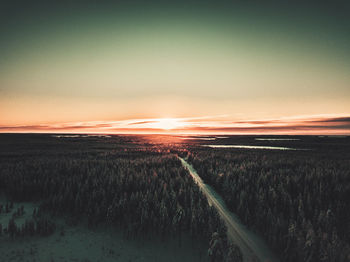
left=1, top=1, right=350, bottom=134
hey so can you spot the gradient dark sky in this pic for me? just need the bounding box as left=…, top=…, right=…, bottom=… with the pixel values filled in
left=1, top=0, right=349, bottom=134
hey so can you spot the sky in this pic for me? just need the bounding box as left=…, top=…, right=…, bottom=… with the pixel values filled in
left=1, top=1, right=350, bottom=134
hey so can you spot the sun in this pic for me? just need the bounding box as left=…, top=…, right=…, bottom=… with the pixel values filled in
left=152, top=118, right=183, bottom=130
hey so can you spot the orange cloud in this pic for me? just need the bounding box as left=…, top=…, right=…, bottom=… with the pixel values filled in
left=0, top=115, right=349, bottom=135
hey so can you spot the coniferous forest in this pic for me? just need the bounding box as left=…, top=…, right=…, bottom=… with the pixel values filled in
left=185, top=138, right=350, bottom=262
left=0, top=134, right=241, bottom=262
left=0, top=134, right=349, bottom=262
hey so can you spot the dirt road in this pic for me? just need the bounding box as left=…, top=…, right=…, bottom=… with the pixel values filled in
left=179, top=157, right=279, bottom=262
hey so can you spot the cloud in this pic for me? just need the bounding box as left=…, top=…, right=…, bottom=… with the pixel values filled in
left=128, top=120, right=158, bottom=125
left=0, top=115, right=349, bottom=135
left=308, top=117, right=350, bottom=123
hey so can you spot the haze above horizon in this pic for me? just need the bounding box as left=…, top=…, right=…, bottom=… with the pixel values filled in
left=1, top=1, right=349, bottom=135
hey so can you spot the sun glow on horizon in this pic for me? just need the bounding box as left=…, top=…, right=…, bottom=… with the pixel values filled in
left=0, top=114, right=349, bottom=135
left=148, top=118, right=185, bottom=130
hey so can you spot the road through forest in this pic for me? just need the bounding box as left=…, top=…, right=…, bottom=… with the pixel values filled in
left=178, top=157, right=279, bottom=262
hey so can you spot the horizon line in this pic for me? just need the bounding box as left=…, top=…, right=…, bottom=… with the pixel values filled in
left=1, top=114, right=349, bottom=135
left=0, top=132, right=349, bottom=136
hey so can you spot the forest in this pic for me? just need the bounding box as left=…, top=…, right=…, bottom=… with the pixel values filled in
left=0, top=134, right=242, bottom=262
left=186, top=143, right=350, bottom=262
left=1, top=134, right=349, bottom=262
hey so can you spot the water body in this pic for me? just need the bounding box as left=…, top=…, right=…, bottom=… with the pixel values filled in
left=179, top=157, right=279, bottom=262
left=203, top=145, right=303, bottom=150
left=52, top=135, right=81, bottom=138
left=52, top=135, right=111, bottom=138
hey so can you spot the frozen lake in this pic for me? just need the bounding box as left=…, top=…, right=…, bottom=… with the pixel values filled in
left=203, top=145, right=304, bottom=150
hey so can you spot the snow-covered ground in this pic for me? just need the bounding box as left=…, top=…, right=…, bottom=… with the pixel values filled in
left=0, top=199, right=208, bottom=262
